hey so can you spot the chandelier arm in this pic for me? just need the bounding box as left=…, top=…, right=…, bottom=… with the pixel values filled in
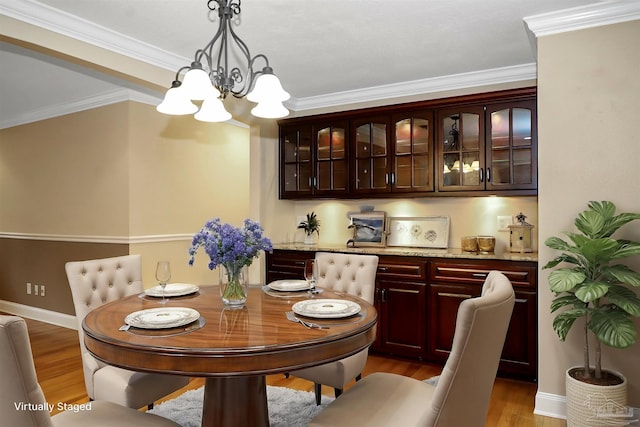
left=225, top=21, right=254, bottom=97
left=173, top=65, right=192, bottom=82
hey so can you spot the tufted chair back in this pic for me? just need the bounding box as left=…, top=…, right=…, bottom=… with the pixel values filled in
left=291, top=252, right=379, bottom=405
left=1, top=315, right=54, bottom=427
left=0, top=315, right=183, bottom=426
left=314, top=252, right=378, bottom=304
left=65, top=254, right=143, bottom=398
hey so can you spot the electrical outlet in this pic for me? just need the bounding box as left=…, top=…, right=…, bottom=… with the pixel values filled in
left=34, top=284, right=39, bottom=296
left=296, top=215, right=306, bottom=227
left=26, top=282, right=32, bottom=295
left=40, top=285, right=46, bottom=297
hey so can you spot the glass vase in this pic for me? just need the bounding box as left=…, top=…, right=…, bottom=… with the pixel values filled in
left=219, top=263, right=249, bottom=308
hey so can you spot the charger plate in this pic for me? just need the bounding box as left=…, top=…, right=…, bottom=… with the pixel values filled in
left=145, top=283, right=199, bottom=297
left=124, top=307, right=200, bottom=329
left=267, top=279, right=311, bottom=292
left=292, top=299, right=361, bottom=319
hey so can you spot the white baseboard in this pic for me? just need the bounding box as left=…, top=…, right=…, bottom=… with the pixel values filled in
left=534, top=391, right=567, bottom=419
left=535, top=390, right=640, bottom=421
left=0, top=300, right=77, bottom=330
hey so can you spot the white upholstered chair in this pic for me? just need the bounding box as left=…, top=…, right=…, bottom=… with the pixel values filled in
left=0, top=315, right=181, bottom=427
left=308, top=270, right=515, bottom=427
left=65, top=254, right=188, bottom=409
left=290, top=251, right=379, bottom=405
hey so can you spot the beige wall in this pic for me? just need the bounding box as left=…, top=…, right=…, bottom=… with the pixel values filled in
left=537, top=20, right=640, bottom=407
left=127, top=103, right=251, bottom=286
left=0, top=101, right=252, bottom=314
left=0, top=105, right=130, bottom=236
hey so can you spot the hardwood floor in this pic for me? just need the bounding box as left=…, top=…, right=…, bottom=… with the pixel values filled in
left=21, top=316, right=565, bottom=426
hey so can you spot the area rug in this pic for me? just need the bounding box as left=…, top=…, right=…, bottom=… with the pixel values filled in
left=148, top=385, right=334, bottom=427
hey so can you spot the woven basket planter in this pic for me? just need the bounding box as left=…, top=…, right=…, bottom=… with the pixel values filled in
left=566, top=367, right=628, bottom=427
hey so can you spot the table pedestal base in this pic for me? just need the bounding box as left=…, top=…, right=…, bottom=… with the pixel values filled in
left=202, top=376, right=269, bottom=427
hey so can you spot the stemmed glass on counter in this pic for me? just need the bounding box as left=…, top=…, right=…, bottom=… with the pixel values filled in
left=304, top=259, right=318, bottom=295
left=155, top=261, right=171, bottom=304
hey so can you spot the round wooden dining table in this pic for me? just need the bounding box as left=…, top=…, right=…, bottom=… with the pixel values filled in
left=82, top=285, right=377, bottom=427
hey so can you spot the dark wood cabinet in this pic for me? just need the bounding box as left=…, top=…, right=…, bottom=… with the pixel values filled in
left=436, top=98, right=537, bottom=194
left=485, top=100, right=537, bottom=191
left=350, top=111, right=435, bottom=197
left=280, top=124, right=313, bottom=198
left=391, top=110, right=435, bottom=193
left=265, top=249, right=537, bottom=380
left=278, top=88, right=536, bottom=199
left=372, top=257, right=428, bottom=358
left=279, top=120, right=349, bottom=199
left=265, top=250, right=313, bottom=283
left=428, top=259, right=537, bottom=380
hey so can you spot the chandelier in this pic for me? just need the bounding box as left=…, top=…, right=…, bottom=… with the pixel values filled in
left=156, top=0, right=290, bottom=122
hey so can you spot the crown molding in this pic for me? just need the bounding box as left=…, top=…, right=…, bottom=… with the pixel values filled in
left=0, top=88, right=160, bottom=129
left=0, top=0, right=187, bottom=71
left=524, top=0, right=640, bottom=38
left=287, top=63, right=537, bottom=112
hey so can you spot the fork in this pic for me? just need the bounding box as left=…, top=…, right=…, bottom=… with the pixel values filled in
left=286, top=311, right=321, bottom=329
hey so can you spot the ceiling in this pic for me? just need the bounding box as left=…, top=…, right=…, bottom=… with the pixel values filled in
left=0, top=0, right=603, bottom=127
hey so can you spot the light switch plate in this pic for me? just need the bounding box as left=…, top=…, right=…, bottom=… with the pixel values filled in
left=497, top=215, right=513, bottom=232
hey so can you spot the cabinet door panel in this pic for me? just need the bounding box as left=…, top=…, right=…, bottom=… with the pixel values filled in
left=427, top=283, right=480, bottom=360
left=314, top=122, right=349, bottom=196
left=379, top=281, right=427, bottom=357
left=280, top=125, right=313, bottom=198
left=392, top=111, right=434, bottom=193
left=353, top=119, right=390, bottom=193
left=437, top=107, right=485, bottom=191
left=500, top=290, right=537, bottom=378
left=486, top=100, right=537, bottom=191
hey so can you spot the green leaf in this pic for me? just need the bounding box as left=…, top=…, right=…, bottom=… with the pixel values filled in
left=588, top=201, right=616, bottom=221
left=549, top=269, right=586, bottom=292
left=575, top=281, right=609, bottom=303
left=575, top=209, right=605, bottom=239
left=607, top=285, right=640, bottom=316
left=603, top=264, right=640, bottom=287
left=545, top=236, right=571, bottom=251
left=589, top=309, right=637, bottom=348
left=580, top=238, right=618, bottom=265
left=566, top=232, right=590, bottom=248
left=551, top=294, right=583, bottom=312
left=553, top=308, right=587, bottom=341
left=611, top=241, right=640, bottom=260
left=602, top=213, right=640, bottom=237
left=543, top=253, right=581, bottom=269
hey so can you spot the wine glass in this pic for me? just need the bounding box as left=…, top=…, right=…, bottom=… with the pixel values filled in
left=155, top=261, right=171, bottom=304
left=304, top=259, right=317, bottom=295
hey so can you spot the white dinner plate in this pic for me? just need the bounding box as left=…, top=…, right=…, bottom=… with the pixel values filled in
left=145, top=283, right=200, bottom=297
left=267, top=279, right=310, bottom=292
left=124, top=307, right=201, bottom=329
left=292, top=299, right=361, bottom=319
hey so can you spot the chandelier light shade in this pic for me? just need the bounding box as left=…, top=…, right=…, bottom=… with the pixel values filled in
left=156, top=0, right=290, bottom=122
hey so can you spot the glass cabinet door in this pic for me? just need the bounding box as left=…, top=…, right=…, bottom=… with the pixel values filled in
left=486, top=100, right=537, bottom=190
left=314, top=122, right=348, bottom=195
left=392, top=111, right=434, bottom=192
left=353, top=117, right=389, bottom=193
left=280, top=125, right=312, bottom=197
left=437, top=106, right=485, bottom=191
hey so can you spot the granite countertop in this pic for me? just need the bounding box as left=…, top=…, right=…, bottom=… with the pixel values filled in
left=273, top=243, right=538, bottom=262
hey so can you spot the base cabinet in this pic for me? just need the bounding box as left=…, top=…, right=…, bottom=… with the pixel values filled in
left=372, top=257, right=428, bottom=358
left=265, top=250, right=537, bottom=380
left=428, top=259, right=537, bottom=380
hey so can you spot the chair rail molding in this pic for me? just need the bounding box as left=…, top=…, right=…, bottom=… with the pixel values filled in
left=0, top=231, right=191, bottom=244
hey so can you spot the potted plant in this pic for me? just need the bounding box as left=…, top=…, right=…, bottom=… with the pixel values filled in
left=544, top=200, right=640, bottom=426
left=298, top=212, right=320, bottom=245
